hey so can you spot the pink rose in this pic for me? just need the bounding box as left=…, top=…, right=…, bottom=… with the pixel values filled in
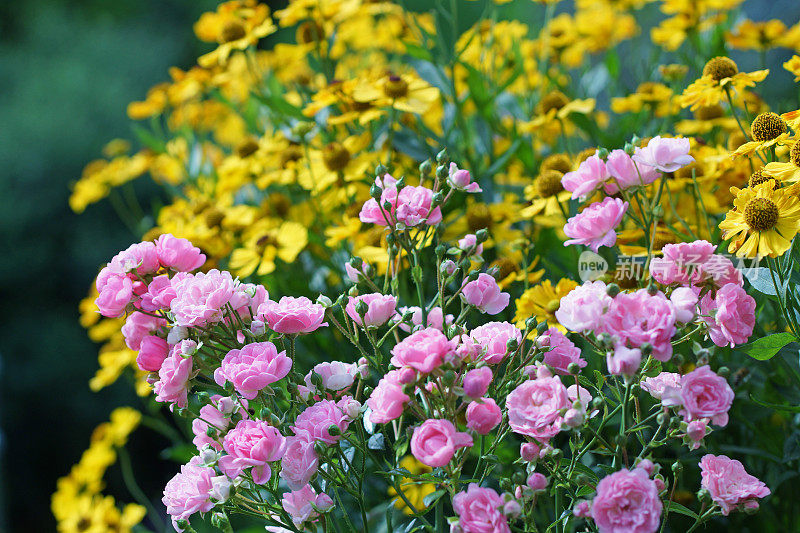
left=686, top=419, right=708, bottom=449
left=699, top=454, right=770, bottom=515
left=562, top=153, right=609, bottom=200
left=367, top=370, right=410, bottom=424
left=537, top=327, right=586, bottom=374
left=101, top=241, right=160, bottom=279
left=448, top=162, right=482, bottom=193
left=649, top=240, right=716, bottom=286
left=555, top=281, right=612, bottom=334
left=670, top=366, right=734, bottom=426
left=458, top=234, right=483, bottom=256
left=162, top=456, right=219, bottom=530
left=359, top=175, right=398, bottom=225
left=282, top=484, right=334, bottom=526
left=214, top=342, right=292, bottom=400
left=641, top=372, right=681, bottom=400
left=606, top=345, right=642, bottom=376
left=696, top=254, right=742, bottom=288
left=600, top=289, right=676, bottom=361
left=155, top=234, right=206, bottom=272
left=170, top=270, right=248, bottom=328
left=122, top=311, right=167, bottom=350
left=591, top=468, right=662, bottom=533
left=280, top=435, right=320, bottom=490
left=632, top=135, right=694, bottom=173
left=463, top=367, right=493, bottom=398
left=563, top=197, right=628, bottom=252
left=95, top=274, right=134, bottom=317
left=604, top=149, right=659, bottom=194
left=520, top=442, right=545, bottom=462
left=507, top=375, right=570, bottom=442
left=345, top=260, right=369, bottom=283
left=191, top=395, right=249, bottom=451
left=140, top=274, right=182, bottom=312
left=452, top=483, right=510, bottom=533
left=153, top=344, right=194, bottom=409
left=527, top=473, right=548, bottom=492
left=292, top=399, right=349, bottom=444
left=299, top=361, right=362, bottom=400
left=411, top=419, right=473, bottom=467
left=395, top=306, right=454, bottom=332
left=466, top=398, right=502, bottom=435
left=468, top=322, right=522, bottom=364
left=390, top=328, right=454, bottom=374
left=218, top=419, right=286, bottom=483
left=395, top=185, right=443, bottom=226
left=461, top=274, right=510, bottom=315
left=700, top=283, right=755, bottom=347
left=345, top=293, right=397, bottom=327
left=670, top=287, right=698, bottom=323
left=258, top=296, right=327, bottom=334
left=137, top=335, right=170, bottom=372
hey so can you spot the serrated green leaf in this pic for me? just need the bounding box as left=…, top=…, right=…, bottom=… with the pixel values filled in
left=740, top=332, right=796, bottom=360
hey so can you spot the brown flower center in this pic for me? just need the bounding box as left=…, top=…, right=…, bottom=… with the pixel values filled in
left=541, top=153, right=572, bottom=174
left=296, top=21, right=325, bottom=44
left=538, top=90, right=569, bottom=114
left=536, top=169, right=565, bottom=198
left=322, top=142, right=350, bottom=171
left=220, top=20, right=246, bottom=43
left=693, top=105, right=724, bottom=121
left=790, top=142, right=800, bottom=167
left=236, top=138, right=259, bottom=158
left=383, top=75, right=409, bottom=99
left=466, top=204, right=492, bottom=232
left=750, top=112, right=786, bottom=142
left=748, top=169, right=774, bottom=188
left=491, top=257, right=518, bottom=281
left=744, top=197, right=779, bottom=231
left=702, top=56, right=738, bottom=82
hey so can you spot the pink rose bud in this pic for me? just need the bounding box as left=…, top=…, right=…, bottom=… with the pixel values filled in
left=607, top=345, right=642, bottom=376
left=411, top=419, right=473, bottom=467
left=340, top=398, right=362, bottom=420
left=250, top=319, right=266, bottom=336
left=447, top=162, right=482, bottom=193
left=514, top=486, right=523, bottom=499
left=687, top=419, right=708, bottom=445
left=503, top=500, right=521, bottom=517
left=520, top=442, right=542, bottom=462
left=573, top=500, right=591, bottom=518
left=461, top=274, right=510, bottom=315
left=357, top=358, right=369, bottom=378
left=527, top=473, right=548, bottom=492
left=458, top=234, right=483, bottom=256
left=397, top=367, right=417, bottom=385
left=466, top=398, right=502, bottom=435
left=441, top=260, right=457, bottom=275
left=654, top=477, right=666, bottom=492
left=636, top=459, right=656, bottom=477
left=345, top=293, right=397, bottom=327
left=563, top=408, right=585, bottom=428
left=463, top=367, right=493, bottom=398
left=137, top=335, right=169, bottom=372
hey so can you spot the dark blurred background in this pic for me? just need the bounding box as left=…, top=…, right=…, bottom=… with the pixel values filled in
left=1, top=0, right=799, bottom=532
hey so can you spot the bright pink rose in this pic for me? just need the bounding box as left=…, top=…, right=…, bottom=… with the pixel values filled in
left=463, top=367, right=493, bottom=398
left=390, top=328, right=453, bottom=374
left=122, top=311, right=166, bottom=350
left=395, top=306, right=453, bottom=332
left=573, top=500, right=591, bottom=518
left=345, top=260, right=369, bottom=283
left=458, top=234, right=483, bottom=256
left=696, top=254, right=743, bottom=288
left=563, top=197, right=628, bottom=253
left=292, top=399, right=349, bottom=444
left=452, top=483, right=510, bottom=533
left=170, top=270, right=248, bottom=328
left=395, top=185, right=443, bottom=226
left=95, top=274, right=134, bottom=317
left=562, top=153, right=609, bottom=200
left=218, top=419, right=286, bottom=484
left=101, top=241, right=160, bottom=279
left=591, top=468, right=662, bottom=533
left=411, top=419, right=473, bottom=467
left=359, top=176, right=398, bottom=225
left=600, top=289, right=676, bottom=361
left=671, top=366, right=734, bottom=426
left=461, top=274, right=510, bottom=315
left=670, top=287, right=698, bottom=323
left=280, top=435, right=320, bottom=490
left=367, top=370, right=410, bottom=424
left=555, top=281, right=612, bottom=333
left=346, top=293, right=397, bottom=327
left=641, top=372, right=681, bottom=400
left=448, top=162, right=481, bottom=193
left=466, top=398, right=501, bottom=435
left=191, top=395, right=249, bottom=451
left=632, top=135, right=694, bottom=173
left=520, top=442, right=545, bottom=462
left=507, top=375, right=570, bottom=442
left=606, top=345, right=642, bottom=376
left=140, top=274, right=182, bottom=312
left=468, top=322, right=522, bottom=364
left=537, top=327, right=586, bottom=374
left=137, top=335, right=170, bottom=372
left=282, top=484, right=334, bottom=526
left=700, top=283, right=755, bottom=347
left=686, top=419, right=708, bottom=449
left=604, top=149, right=659, bottom=194
left=699, top=454, right=770, bottom=515
left=155, top=234, right=206, bottom=272
left=258, top=296, right=327, bottom=334
left=649, top=240, right=716, bottom=286
left=153, top=345, right=194, bottom=409
left=214, top=342, right=292, bottom=400
left=162, top=456, right=220, bottom=530
left=299, top=361, right=363, bottom=400
left=527, top=473, right=548, bottom=492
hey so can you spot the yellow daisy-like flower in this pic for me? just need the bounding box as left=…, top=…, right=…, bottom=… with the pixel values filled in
left=522, top=90, right=596, bottom=133
left=387, top=456, right=436, bottom=515
left=680, top=56, right=768, bottom=111
left=731, top=112, right=790, bottom=158
left=726, top=19, right=787, bottom=51
left=229, top=219, right=309, bottom=277
left=197, top=2, right=277, bottom=68
left=719, top=181, right=800, bottom=258
left=763, top=142, right=800, bottom=183
left=514, top=278, right=579, bottom=332
left=784, top=55, right=800, bottom=82
left=611, top=82, right=678, bottom=118
left=352, top=72, right=440, bottom=115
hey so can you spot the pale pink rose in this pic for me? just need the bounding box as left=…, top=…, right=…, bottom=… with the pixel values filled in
left=699, top=454, right=770, bottom=516
left=170, top=270, right=248, bottom=328
left=395, top=306, right=454, bottom=332
left=561, top=153, right=609, bottom=200
left=563, top=197, right=628, bottom=253
left=395, top=185, right=443, bottom=226
left=466, top=398, right=502, bottom=435
left=102, top=241, right=160, bottom=279
left=591, top=468, right=662, bottom=533
left=137, top=335, right=170, bottom=372
left=191, top=395, right=249, bottom=451
left=411, top=419, right=473, bottom=467
left=606, top=345, right=642, bottom=376
left=567, top=384, right=593, bottom=412
left=231, top=282, right=270, bottom=322
left=632, top=135, right=694, bottom=173
left=463, top=367, right=493, bottom=398
left=367, top=370, right=410, bottom=424
left=298, top=361, right=361, bottom=400
left=458, top=234, right=483, bottom=256
left=390, top=327, right=454, bottom=374
left=649, top=240, right=716, bottom=286
left=604, top=149, right=660, bottom=194
left=507, top=375, right=570, bottom=442
left=675, top=366, right=734, bottom=426
left=520, top=442, right=545, bottom=462
left=155, top=234, right=206, bottom=272
left=696, top=254, right=743, bottom=288
left=292, top=399, right=349, bottom=444
left=461, top=274, right=510, bottom=315
left=345, top=260, right=369, bottom=283
left=686, top=419, right=708, bottom=449
left=641, top=372, right=681, bottom=400
left=346, top=293, right=397, bottom=327
left=214, top=342, right=292, bottom=400
left=140, top=274, right=184, bottom=312
left=218, top=419, right=286, bottom=484
left=573, top=500, right=591, bottom=518
left=468, top=322, right=522, bottom=364
left=600, top=289, right=676, bottom=361
left=258, top=296, right=327, bottom=334
left=95, top=274, right=134, bottom=317
left=527, top=473, right=548, bottom=492
left=121, top=311, right=167, bottom=350
left=452, top=484, right=510, bottom=533
left=537, top=327, right=586, bottom=375
left=154, top=344, right=194, bottom=409
left=162, top=456, right=218, bottom=530
left=280, top=435, right=320, bottom=490
left=282, top=485, right=334, bottom=526
left=448, top=162, right=482, bottom=193
left=700, top=283, right=755, bottom=348
left=555, top=281, right=612, bottom=333
left=670, top=287, right=698, bottom=323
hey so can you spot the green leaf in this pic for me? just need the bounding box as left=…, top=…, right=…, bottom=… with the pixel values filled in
left=423, top=489, right=446, bottom=507
left=404, top=42, right=433, bottom=61
left=368, top=433, right=386, bottom=450
left=749, top=394, right=800, bottom=413
left=744, top=267, right=782, bottom=296
left=740, top=332, right=796, bottom=360
left=664, top=501, right=698, bottom=519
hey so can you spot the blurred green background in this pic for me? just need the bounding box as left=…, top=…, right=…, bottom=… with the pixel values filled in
left=1, top=0, right=799, bottom=532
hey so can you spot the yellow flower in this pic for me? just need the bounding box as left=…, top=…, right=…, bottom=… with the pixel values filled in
left=719, top=181, right=800, bottom=258
left=784, top=55, right=800, bottom=82
left=304, top=78, right=386, bottom=125
left=763, top=142, right=800, bottom=183
left=726, top=19, right=787, bottom=51
left=514, top=279, right=579, bottom=331
left=352, top=72, right=440, bottom=115
left=611, top=82, right=678, bottom=118
left=387, top=456, right=436, bottom=515
left=680, top=56, right=768, bottom=111
left=197, top=2, right=277, bottom=67
left=731, top=112, right=790, bottom=158
left=56, top=494, right=145, bottom=533
left=523, top=91, right=596, bottom=134
left=229, top=219, right=308, bottom=277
